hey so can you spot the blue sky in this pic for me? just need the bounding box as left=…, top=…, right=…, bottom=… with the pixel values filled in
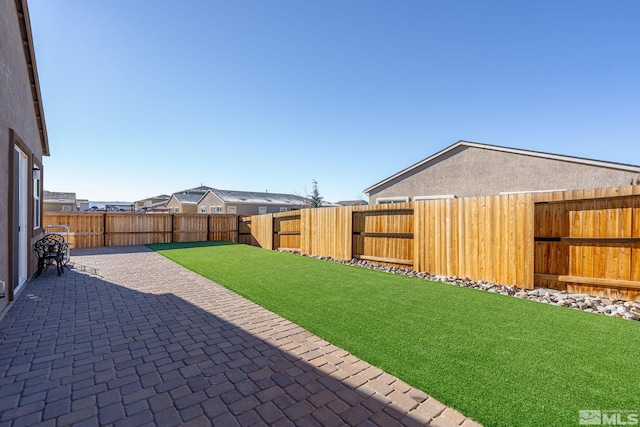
left=28, top=0, right=640, bottom=203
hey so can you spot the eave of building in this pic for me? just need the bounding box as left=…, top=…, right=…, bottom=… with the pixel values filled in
left=15, top=0, right=49, bottom=156
left=364, top=140, right=640, bottom=194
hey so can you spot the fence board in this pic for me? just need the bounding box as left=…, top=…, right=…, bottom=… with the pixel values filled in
left=448, top=199, right=456, bottom=276
left=581, top=200, right=594, bottom=279
left=498, top=196, right=509, bottom=284
left=523, top=193, right=535, bottom=289
left=477, top=197, right=486, bottom=280
left=209, top=215, right=239, bottom=243
left=456, top=198, right=466, bottom=279
left=250, top=214, right=274, bottom=249
left=491, top=195, right=502, bottom=283
left=506, top=195, right=517, bottom=286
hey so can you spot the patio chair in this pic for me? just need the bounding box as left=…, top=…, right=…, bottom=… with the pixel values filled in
left=45, top=224, right=71, bottom=265
left=33, top=234, right=66, bottom=276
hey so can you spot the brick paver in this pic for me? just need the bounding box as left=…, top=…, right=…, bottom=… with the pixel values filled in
left=0, top=246, right=481, bottom=426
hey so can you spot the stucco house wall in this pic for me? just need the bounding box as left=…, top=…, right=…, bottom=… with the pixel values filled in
left=1, top=0, right=49, bottom=311
left=164, top=197, right=180, bottom=213
left=197, top=191, right=301, bottom=215
left=43, top=191, right=77, bottom=211
left=43, top=202, right=75, bottom=212
left=197, top=192, right=226, bottom=213
left=229, top=204, right=291, bottom=215
left=366, top=142, right=640, bottom=204
left=165, top=196, right=198, bottom=213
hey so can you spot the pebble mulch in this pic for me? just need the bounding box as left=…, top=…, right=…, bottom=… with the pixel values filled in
left=278, top=250, right=640, bottom=322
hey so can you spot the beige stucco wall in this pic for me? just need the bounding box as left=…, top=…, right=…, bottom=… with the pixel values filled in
left=43, top=202, right=76, bottom=212
left=198, top=192, right=298, bottom=215
left=368, top=146, right=640, bottom=203
left=198, top=192, right=225, bottom=213
left=164, top=198, right=181, bottom=213
left=1, top=0, right=46, bottom=311
left=165, top=197, right=198, bottom=213
left=182, top=204, right=198, bottom=214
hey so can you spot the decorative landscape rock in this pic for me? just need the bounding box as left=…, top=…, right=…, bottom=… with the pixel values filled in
left=279, top=250, right=640, bottom=322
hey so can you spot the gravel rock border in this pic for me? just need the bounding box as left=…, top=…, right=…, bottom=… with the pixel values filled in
left=279, top=250, right=640, bottom=321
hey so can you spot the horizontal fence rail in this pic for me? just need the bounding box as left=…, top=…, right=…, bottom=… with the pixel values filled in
left=44, top=184, right=640, bottom=301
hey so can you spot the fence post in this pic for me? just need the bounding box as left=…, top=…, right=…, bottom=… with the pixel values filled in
left=272, top=215, right=276, bottom=250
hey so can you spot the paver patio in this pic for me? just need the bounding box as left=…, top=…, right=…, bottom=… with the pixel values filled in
left=0, top=246, right=481, bottom=426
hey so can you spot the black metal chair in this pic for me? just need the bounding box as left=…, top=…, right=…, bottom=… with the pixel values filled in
left=33, top=234, right=66, bottom=276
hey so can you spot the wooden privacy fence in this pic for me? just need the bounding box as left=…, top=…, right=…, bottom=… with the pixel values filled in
left=242, top=185, right=640, bottom=300
left=42, top=213, right=239, bottom=248
left=44, top=185, right=640, bottom=300
left=242, top=197, right=536, bottom=289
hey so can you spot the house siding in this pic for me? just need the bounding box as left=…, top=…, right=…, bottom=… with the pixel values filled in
left=1, top=0, right=47, bottom=311
left=231, top=204, right=290, bottom=215
left=43, top=202, right=76, bottom=212
left=369, top=145, right=639, bottom=203
left=197, top=191, right=303, bottom=215
left=198, top=192, right=225, bottom=213
left=165, top=197, right=198, bottom=213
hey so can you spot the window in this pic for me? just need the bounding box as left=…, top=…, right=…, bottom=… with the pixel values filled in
left=258, top=207, right=267, bottom=214
left=199, top=206, right=206, bottom=213
left=210, top=206, right=223, bottom=214
left=174, top=207, right=179, bottom=213
left=33, top=167, right=41, bottom=229
left=377, top=196, right=409, bottom=205
left=227, top=206, right=237, bottom=214
left=62, top=206, right=72, bottom=212
left=279, top=207, right=288, bottom=212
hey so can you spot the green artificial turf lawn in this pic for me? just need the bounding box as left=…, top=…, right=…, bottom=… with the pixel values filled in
left=149, top=241, right=640, bottom=427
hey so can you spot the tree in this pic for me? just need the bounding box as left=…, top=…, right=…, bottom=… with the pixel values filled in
left=308, top=179, right=323, bottom=208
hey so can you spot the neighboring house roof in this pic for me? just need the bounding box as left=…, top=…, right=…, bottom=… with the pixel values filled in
left=207, top=189, right=309, bottom=206
left=167, top=186, right=310, bottom=207
left=173, top=193, right=205, bottom=205
left=147, top=200, right=170, bottom=208
left=320, top=201, right=341, bottom=207
left=134, top=194, right=171, bottom=204
left=15, top=0, right=49, bottom=156
left=336, top=200, right=369, bottom=206
left=43, top=191, right=76, bottom=204
left=176, top=186, right=215, bottom=195
left=364, top=140, right=640, bottom=194
left=165, top=187, right=214, bottom=206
